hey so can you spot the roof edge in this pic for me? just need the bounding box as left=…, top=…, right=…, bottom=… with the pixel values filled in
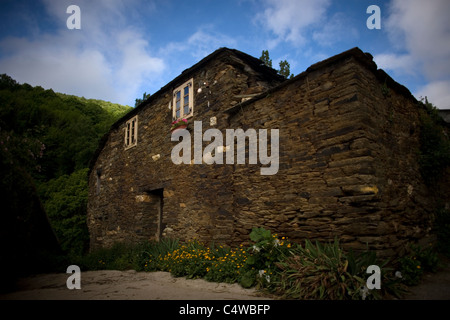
left=225, top=47, right=417, bottom=116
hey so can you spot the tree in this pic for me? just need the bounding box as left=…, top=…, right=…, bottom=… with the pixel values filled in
left=278, top=60, right=293, bottom=79
left=0, top=74, right=131, bottom=259
left=259, top=50, right=293, bottom=79
left=38, top=168, right=90, bottom=255
left=135, top=92, right=151, bottom=107
left=259, top=50, right=272, bottom=68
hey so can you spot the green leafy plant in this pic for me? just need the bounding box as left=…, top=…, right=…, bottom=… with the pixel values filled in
left=398, top=254, right=423, bottom=286
left=398, top=243, right=439, bottom=286
left=241, top=227, right=292, bottom=288
left=272, top=239, right=363, bottom=299
left=268, top=239, right=405, bottom=300
left=381, top=80, right=391, bottom=97
left=418, top=98, right=450, bottom=184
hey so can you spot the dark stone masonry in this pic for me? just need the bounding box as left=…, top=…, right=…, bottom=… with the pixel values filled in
left=87, top=47, right=448, bottom=256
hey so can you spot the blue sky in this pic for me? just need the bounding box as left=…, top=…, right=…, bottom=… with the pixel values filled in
left=0, top=0, right=449, bottom=109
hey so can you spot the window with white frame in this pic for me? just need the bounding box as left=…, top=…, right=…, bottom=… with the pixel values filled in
left=173, top=79, right=194, bottom=121
left=124, top=115, right=138, bottom=149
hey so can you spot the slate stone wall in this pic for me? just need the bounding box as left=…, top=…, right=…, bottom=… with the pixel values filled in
left=87, top=48, right=443, bottom=256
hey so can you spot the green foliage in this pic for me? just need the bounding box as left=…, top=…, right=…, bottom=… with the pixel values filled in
left=278, top=60, right=293, bottom=79
left=204, top=245, right=248, bottom=284
left=38, top=168, right=90, bottom=256
left=273, top=239, right=358, bottom=299
left=398, top=244, right=439, bottom=286
left=0, top=74, right=132, bottom=180
left=0, top=74, right=131, bottom=266
left=418, top=97, right=450, bottom=184
left=259, top=50, right=294, bottom=78
left=74, top=229, right=432, bottom=300
left=242, top=227, right=292, bottom=288
left=398, top=255, right=423, bottom=286
left=259, top=50, right=272, bottom=68
left=0, top=127, right=61, bottom=286
left=434, top=208, right=450, bottom=256
left=145, top=239, right=248, bottom=283
left=76, top=242, right=135, bottom=271
left=381, top=80, right=391, bottom=97
left=271, top=240, right=404, bottom=300
left=135, top=92, right=151, bottom=107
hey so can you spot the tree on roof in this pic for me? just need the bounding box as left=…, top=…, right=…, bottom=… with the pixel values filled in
left=135, top=92, right=151, bottom=107
left=260, top=50, right=272, bottom=68
left=259, top=50, right=293, bottom=79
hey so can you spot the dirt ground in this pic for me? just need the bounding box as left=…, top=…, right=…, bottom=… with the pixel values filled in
left=1, top=258, right=449, bottom=300
left=0, top=270, right=271, bottom=300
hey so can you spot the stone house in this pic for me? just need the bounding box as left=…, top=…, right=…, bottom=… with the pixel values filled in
left=87, top=47, right=441, bottom=256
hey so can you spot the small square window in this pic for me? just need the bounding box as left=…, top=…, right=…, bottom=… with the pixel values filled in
left=173, top=79, right=194, bottom=121
left=124, top=115, right=138, bottom=149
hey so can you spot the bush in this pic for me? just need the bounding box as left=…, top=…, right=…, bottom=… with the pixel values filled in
left=266, top=239, right=405, bottom=300
left=39, top=168, right=90, bottom=256
left=272, top=239, right=357, bottom=299
left=398, top=244, right=439, bottom=286
left=435, top=208, right=450, bottom=256
left=146, top=239, right=248, bottom=283
left=418, top=98, right=450, bottom=184
left=239, top=227, right=292, bottom=288
left=204, top=245, right=248, bottom=284
left=77, top=242, right=135, bottom=271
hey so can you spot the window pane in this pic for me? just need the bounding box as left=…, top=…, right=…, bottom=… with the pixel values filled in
left=176, top=109, right=180, bottom=118
left=176, top=91, right=181, bottom=100
left=184, top=105, right=190, bottom=115
left=126, top=123, right=130, bottom=145
left=184, top=96, right=189, bottom=106
left=176, top=100, right=180, bottom=110
left=184, top=86, right=189, bottom=96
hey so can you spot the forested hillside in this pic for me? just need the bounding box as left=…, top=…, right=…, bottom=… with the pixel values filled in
left=0, top=74, right=132, bottom=285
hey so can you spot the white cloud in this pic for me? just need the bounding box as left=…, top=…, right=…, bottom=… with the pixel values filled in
left=186, top=28, right=238, bottom=60
left=156, top=26, right=238, bottom=81
left=415, top=81, right=450, bottom=110
left=385, top=0, right=450, bottom=80
left=256, top=0, right=331, bottom=46
left=0, top=0, right=165, bottom=105
left=312, top=12, right=359, bottom=47
left=372, top=53, right=418, bottom=77
left=162, top=27, right=237, bottom=60
left=380, top=0, right=450, bottom=108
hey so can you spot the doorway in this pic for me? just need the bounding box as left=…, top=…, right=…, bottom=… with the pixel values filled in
left=145, top=188, right=164, bottom=241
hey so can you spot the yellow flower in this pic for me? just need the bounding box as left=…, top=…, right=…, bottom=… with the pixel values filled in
left=417, top=265, right=421, bottom=269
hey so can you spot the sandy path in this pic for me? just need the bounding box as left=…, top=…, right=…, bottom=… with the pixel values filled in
left=0, top=270, right=271, bottom=300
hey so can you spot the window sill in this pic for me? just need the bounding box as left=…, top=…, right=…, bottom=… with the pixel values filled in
left=124, top=143, right=137, bottom=150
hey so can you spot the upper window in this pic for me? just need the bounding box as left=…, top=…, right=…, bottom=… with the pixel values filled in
left=124, top=115, right=138, bottom=149
left=173, top=79, right=194, bottom=121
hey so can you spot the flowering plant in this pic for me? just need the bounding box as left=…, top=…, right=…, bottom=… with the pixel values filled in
left=171, top=118, right=188, bottom=131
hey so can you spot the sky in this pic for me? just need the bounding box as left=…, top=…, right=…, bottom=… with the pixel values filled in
left=0, top=0, right=449, bottom=109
